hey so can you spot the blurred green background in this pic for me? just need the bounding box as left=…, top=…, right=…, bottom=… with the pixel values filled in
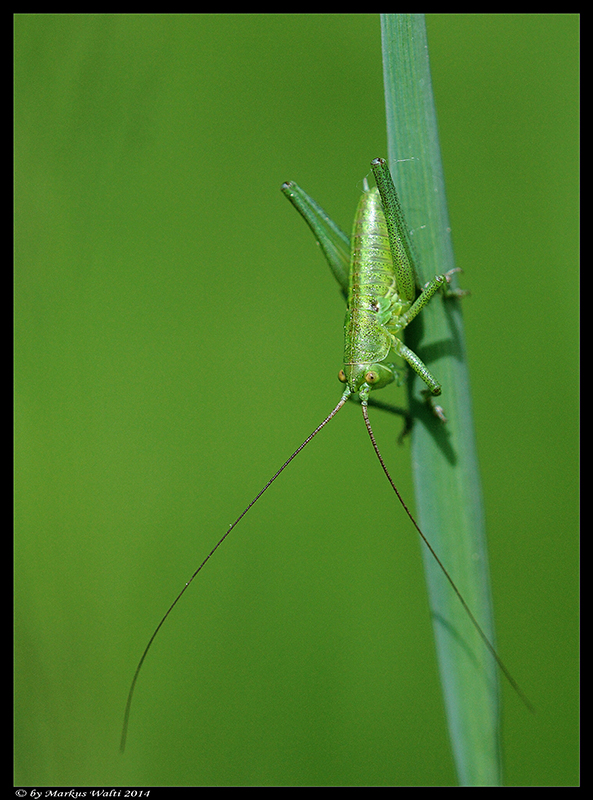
left=15, top=14, right=578, bottom=787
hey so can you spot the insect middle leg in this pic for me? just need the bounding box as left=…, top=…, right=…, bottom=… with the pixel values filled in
left=398, top=267, right=464, bottom=329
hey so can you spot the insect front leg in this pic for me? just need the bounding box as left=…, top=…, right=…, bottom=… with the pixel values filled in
left=391, top=336, right=442, bottom=396
left=391, top=336, right=448, bottom=422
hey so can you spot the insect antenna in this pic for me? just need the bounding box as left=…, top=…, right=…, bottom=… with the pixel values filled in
left=360, top=402, right=534, bottom=713
left=120, top=393, right=350, bottom=752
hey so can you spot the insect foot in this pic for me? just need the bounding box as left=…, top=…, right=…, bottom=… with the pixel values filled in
left=443, top=268, right=470, bottom=300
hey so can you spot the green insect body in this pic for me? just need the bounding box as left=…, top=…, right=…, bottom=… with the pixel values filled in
left=340, top=159, right=457, bottom=408
left=120, top=158, right=529, bottom=754
left=283, top=157, right=455, bottom=409
left=341, top=186, right=401, bottom=400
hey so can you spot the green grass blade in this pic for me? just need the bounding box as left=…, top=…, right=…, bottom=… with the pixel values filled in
left=381, top=14, right=503, bottom=786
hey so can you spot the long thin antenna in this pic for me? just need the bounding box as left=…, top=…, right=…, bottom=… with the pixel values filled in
left=361, top=402, right=534, bottom=713
left=120, top=393, right=349, bottom=752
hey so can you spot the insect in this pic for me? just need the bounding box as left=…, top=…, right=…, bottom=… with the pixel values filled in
left=120, top=157, right=531, bottom=752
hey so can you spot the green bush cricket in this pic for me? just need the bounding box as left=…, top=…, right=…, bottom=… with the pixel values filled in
left=120, top=157, right=531, bottom=752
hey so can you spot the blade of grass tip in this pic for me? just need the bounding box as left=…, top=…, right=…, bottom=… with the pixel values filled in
left=380, top=13, right=502, bottom=786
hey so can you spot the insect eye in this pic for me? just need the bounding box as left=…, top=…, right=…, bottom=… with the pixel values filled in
left=365, top=371, right=379, bottom=384
left=369, top=301, right=379, bottom=312
left=338, top=369, right=347, bottom=383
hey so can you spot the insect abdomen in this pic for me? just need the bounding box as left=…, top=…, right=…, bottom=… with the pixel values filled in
left=348, top=187, right=394, bottom=308
left=342, top=188, right=395, bottom=383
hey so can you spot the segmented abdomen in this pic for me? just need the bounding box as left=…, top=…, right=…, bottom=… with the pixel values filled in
left=348, top=187, right=394, bottom=307
left=344, top=188, right=394, bottom=368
